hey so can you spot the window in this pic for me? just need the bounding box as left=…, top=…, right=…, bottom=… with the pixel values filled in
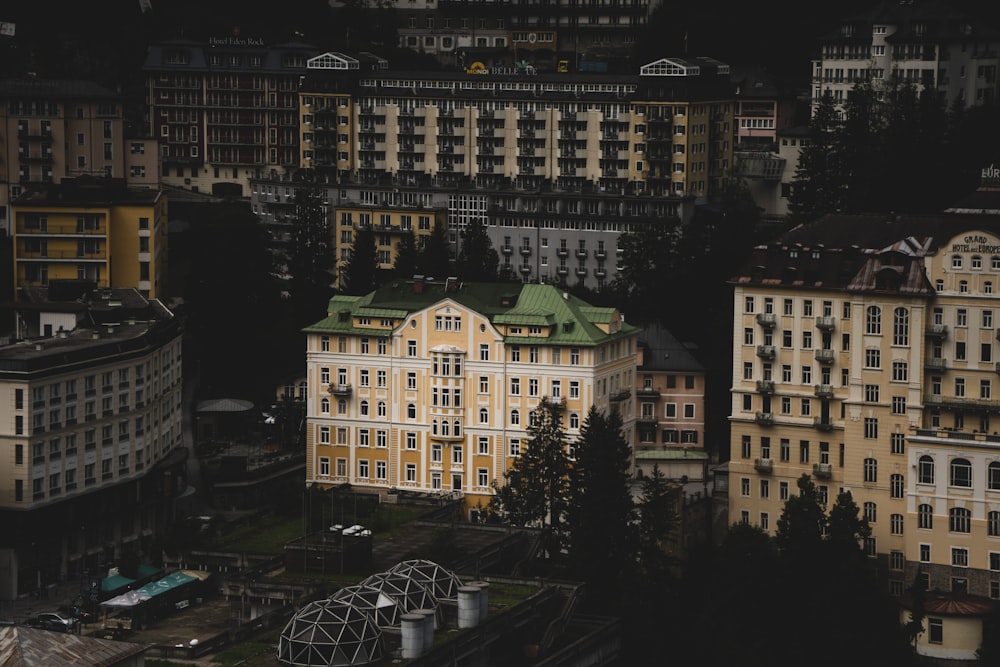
left=890, top=513, right=903, bottom=535
left=892, top=361, right=908, bottom=382
left=480, top=344, right=489, bottom=361
left=800, top=441, right=809, bottom=463
left=990, top=462, right=1000, bottom=490
left=319, top=457, right=330, bottom=477
left=740, top=477, right=750, bottom=497
left=406, top=463, right=417, bottom=482
left=863, top=457, right=877, bottom=483
left=864, top=501, right=877, bottom=523
left=780, top=439, right=790, bottom=462
left=864, top=417, right=878, bottom=439
left=950, top=507, right=971, bottom=533
left=760, top=479, right=770, bottom=499
left=891, top=433, right=904, bottom=455
left=478, top=437, right=489, bottom=455
left=890, top=474, right=904, bottom=498
left=864, top=384, right=880, bottom=403
left=358, top=460, right=369, bottom=479
left=950, top=458, right=972, bottom=487
left=892, top=308, right=909, bottom=346
left=431, top=444, right=442, bottom=463
left=891, top=396, right=906, bottom=414
left=920, top=543, right=931, bottom=563
left=990, top=511, right=1000, bottom=537
left=320, top=426, right=331, bottom=444
left=865, top=349, right=881, bottom=368
left=919, top=456, right=935, bottom=484
left=511, top=409, right=519, bottom=426
left=406, top=432, right=417, bottom=450
left=952, top=548, right=969, bottom=567
left=779, top=481, right=789, bottom=500
left=509, top=438, right=521, bottom=456
left=866, top=306, right=881, bottom=334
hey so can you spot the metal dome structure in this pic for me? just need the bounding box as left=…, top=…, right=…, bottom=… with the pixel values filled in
left=387, top=559, right=464, bottom=601
left=330, top=584, right=406, bottom=629
left=359, top=571, right=439, bottom=616
left=277, top=598, right=385, bottom=667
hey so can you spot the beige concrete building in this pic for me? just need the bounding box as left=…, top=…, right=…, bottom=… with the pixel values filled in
left=728, top=208, right=1000, bottom=659
left=303, top=279, right=638, bottom=518
left=0, top=285, right=184, bottom=599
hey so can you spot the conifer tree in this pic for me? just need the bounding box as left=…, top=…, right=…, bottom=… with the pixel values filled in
left=788, top=92, right=846, bottom=223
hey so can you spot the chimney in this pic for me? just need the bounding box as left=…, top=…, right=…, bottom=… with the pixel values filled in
left=413, top=275, right=425, bottom=294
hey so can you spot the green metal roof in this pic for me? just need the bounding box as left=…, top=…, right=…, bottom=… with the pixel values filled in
left=303, top=281, right=639, bottom=346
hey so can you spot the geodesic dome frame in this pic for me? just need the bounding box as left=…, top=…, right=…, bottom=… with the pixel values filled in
left=330, top=584, right=406, bottom=629
left=277, top=598, right=385, bottom=667
left=359, top=571, right=439, bottom=619
left=387, top=559, right=464, bottom=601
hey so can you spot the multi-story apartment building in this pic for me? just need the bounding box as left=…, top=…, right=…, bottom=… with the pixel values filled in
left=143, top=39, right=320, bottom=196
left=0, top=78, right=128, bottom=236
left=303, top=279, right=638, bottom=517
left=298, top=54, right=734, bottom=199
left=0, top=284, right=185, bottom=599
left=11, top=177, right=168, bottom=299
left=811, top=0, right=1000, bottom=116
left=728, top=207, right=1000, bottom=659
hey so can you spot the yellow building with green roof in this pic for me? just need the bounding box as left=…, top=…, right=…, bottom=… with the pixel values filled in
left=303, top=279, right=639, bottom=516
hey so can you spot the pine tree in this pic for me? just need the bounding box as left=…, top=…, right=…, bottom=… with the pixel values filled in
left=489, top=398, right=570, bottom=560
left=392, top=230, right=418, bottom=280
left=286, top=175, right=335, bottom=328
left=788, top=92, right=846, bottom=223
left=418, top=219, right=452, bottom=278
left=456, top=219, right=499, bottom=281
left=342, top=227, right=378, bottom=295
left=566, top=408, right=636, bottom=604
left=774, top=474, right=827, bottom=559
left=636, top=464, right=678, bottom=581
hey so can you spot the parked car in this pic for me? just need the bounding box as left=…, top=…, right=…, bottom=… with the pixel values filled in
left=24, top=611, right=79, bottom=633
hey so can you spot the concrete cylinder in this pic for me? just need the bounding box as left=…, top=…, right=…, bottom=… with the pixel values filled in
left=415, top=608, right=435, bottom=649
left=470, top=581, right=489, bottom=621
left=457, top=585, right=481, bottom=628
left=401, top=613, right=425, bottom=659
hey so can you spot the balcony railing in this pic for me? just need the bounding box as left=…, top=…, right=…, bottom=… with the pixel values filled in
left=755, top=412, right=774, bottom=426
left=813, top=417, right=834, bottom=431
left=756, top=380, right=775, bottom=393
left=927, top=323, right=948, bottom=339
left=328, top=383, right=353, bottom=396
left=754, top=458, right=773, bottom=473
left=814, top=384, right=834, bottom=398
left=925, top=357, right=947, bottom=370
left=609, top=389, right=632, bottom=402
left=813, top=462, right=832, bottom=478
left=814, top=349, right=835, bottom=364
left=756, top=313, right=776, bottom=328
left=756, top=345, right=776, bottom=359
left=815, top=316, right=836, bottom=331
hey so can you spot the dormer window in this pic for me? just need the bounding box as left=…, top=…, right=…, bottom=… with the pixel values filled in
left=841, top=24, right=855, bottom=37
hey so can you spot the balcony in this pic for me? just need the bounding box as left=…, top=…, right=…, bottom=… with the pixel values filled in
left=926, top=323, right=948, bottom=339
left=813, top=417, right=834, bottom=431
left=594, top=268, right=607, bottom=279
left=575, top=267, right=588, bottom=278
left=328, top=383, right=353, bottom=396
left=756, top=380, right=775, bottom=393
left=609, top=389, right=632, bottom=402
left=575, top=248, right=588, bottom=259
left=754, top=458, right=774, bottom=473
left=636, top=385, right=660, bottom=397
left=637, top=414, right=658, bottom=426
left=556, top=247, right=569, bottom=258
left=501, top=245, right=514, bottom=255
left=557, top=266, right=569, bottom=276
left=815, top=316, right=836, bottom=331
left=755, top=313, right=776, bottom=328
left=756, top=345, right=776, bottom=359
left=814, top=348, right=835, bottom=364
left=519, top=246, right=532, bottom=257
left=595, top=249, right=607, bottom=260
left=519, top=264, right=532, bottom=274
left=813, top=384, right=834, bottom=398
left=813, top=462, right=833, bottom=478
left=755, top=412, right=775, bottom=426
left=925, top=357, right=947, bottom=371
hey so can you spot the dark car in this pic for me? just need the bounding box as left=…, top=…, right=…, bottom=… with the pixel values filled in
left=24, top=611, right=79, bottom=632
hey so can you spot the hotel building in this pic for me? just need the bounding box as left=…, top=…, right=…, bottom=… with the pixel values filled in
left=728, top=207, right=1000, bottom=657
left=303, top=279, right=638, bottom=516
left=0, top=285, right=185, bottom=599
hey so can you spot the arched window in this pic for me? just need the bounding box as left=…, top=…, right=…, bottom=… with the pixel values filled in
left=989, top=462, right=1000, bottom=490
left=990, top=511, right=1000, bottom=537
left=432, top=419, right=438, bottom=435
left=949, top=507, right=971, bottom=533
left=377, top=401, right=386, bottom=417
left=479, top=408, right=489, bottom=424
left=320, top=398, right=330, bottom=414
left=918, top=503, right=933, bottom=529
left=360, top=400, right=369, bottom=416
left=407, top=403, right=416, bottom=419
left=337, top=399, right=347, bottom=415
left=972, top=255, right=983, bottom=270
left=864, top=501, right=877, bottom=523
left=918, top=455, right=935, bottom=485
left=511, top=409, right=520, bottom=426
left=866, top=306, right=881, bottom=334
left=454, top=420, right=461, bottom=437
left=952, top=254, right=963, bottom=269
left=569, top=413, right=579, bottom=429
left=892, top=307, right=909, bottom=346
left=950, top=458, right=972, bottom=487
left=441, top=420, right=449, bottom=436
